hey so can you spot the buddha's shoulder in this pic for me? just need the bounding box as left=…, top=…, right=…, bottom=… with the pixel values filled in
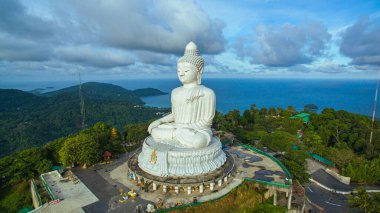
left=199, top=85, right=215, bottom=97
left=171, top=87, right=182, bottom=95
left=171, top=85, right=215, bottom=96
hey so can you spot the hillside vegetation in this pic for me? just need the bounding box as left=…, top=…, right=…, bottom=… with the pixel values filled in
left=213, top=105, right=380, bottom=184
left=0, top=82, right=168, bottom=157
left=1, top=100, right=379, bottom=211
left=170, top=181, right=286, bottom=213
left=0, top=122, right=125, bottom=212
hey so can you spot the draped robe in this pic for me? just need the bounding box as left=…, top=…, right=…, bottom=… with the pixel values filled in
left=151, top=85, right=216, bottom=148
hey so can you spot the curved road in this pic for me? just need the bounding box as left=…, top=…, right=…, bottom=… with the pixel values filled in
left=306, top=168, right=380, bottom=212
left=305, top=182, right=350, bottom=213
left=311, top=169, right=352, bottom=192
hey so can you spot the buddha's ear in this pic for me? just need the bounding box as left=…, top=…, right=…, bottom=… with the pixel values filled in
left=197, top=68, right=203, bottom=85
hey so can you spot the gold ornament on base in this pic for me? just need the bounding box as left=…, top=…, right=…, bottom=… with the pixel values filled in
left=150, top=149, right=157, bottom=165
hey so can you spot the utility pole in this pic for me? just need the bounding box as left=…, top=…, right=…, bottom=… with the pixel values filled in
left=78, top=70, right=86, bottom=129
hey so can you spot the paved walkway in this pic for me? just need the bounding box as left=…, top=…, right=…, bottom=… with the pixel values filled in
left=73, top=168, right=118, bottom=212
left=72, top=153, right=153, bottom=213
left=71, top=144, right=293, bottom=212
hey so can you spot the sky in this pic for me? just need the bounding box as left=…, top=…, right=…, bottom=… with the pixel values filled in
left=0, top=0, right=380, bottom=82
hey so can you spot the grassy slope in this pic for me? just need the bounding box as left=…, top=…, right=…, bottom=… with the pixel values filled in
left=170, top=182, right=286, bottom=213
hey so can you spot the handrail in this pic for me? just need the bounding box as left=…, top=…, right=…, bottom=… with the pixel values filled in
left=245, top=178, right=291, bottom=188
left=40, top=174, right=56, bottom=200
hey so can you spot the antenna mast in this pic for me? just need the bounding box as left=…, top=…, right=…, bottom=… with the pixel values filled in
left=78, top=70, right=86, bottom=129
left=369, top=70, right=379, bottom=145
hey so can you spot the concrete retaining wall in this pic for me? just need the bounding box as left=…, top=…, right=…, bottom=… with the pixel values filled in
left=325, top=168, right=351, bottom=185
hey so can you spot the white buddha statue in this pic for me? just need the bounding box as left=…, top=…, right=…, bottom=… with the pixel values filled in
left=138, top=42, right=225, bottom=177
left=147, top=41, right=215, bottom=149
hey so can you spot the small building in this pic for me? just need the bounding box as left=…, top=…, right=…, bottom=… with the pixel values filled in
left=103, top=151, right=112, bottom=161
left=51, top=165, right=66, bottom=175
left=290, top=113, right=310, bottom=123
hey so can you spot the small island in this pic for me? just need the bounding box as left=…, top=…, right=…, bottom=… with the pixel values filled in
left=304, top=103, right=318, bottom=112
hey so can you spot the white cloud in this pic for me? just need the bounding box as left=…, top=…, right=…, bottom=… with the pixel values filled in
left=135, top=51, right=175, bottom=66
left=0, top=0, right=226, bottom=71
left=54, top=45, right=134, bottom=68
left=0, top=34, right=51, bottom=61
left=340, top=16, right=380, bottom=66
left=234, top=21, right=331, bottom=67
left=69, top=0, right=226, bottom=54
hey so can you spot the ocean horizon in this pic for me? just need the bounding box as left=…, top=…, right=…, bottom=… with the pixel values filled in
left=1, top=78, right=378, bottom=118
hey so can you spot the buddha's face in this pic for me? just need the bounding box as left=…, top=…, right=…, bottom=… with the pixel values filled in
left=177, top=62, right=198, bottom=84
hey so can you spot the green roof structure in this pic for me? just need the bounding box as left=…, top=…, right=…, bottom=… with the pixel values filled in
left=306, top=152, right=334, bottom=166
left=51, top=165, right=65, bottom=171
left=291, top=145, right=300, bottom=150
left=17, top=207, right=33, bottom=213
left=290, top=113, right=310, bottom=123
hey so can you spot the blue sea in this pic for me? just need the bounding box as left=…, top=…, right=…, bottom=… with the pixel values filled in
left=1, top=78, right=378, bottom=117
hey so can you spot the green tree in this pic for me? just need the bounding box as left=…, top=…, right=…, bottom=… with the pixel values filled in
left=259, top=107, right=268, bottom=115
left=212, top=111, right=226, bottom=131
left=43, top=137, right=66, bottom=164
left=282, top=159, right=310, bottom=184
left=226, top=110, right=241, bottom=130
left=241, top=109, right=255, bottom=130
left=261, top=131, right=297, bottom=152
left=268, top=107, right=277, bottom=116
left=324, top=148, right=354, bottom=170
left=344, top=157, right=380, bottom=184
left=59, top=133, right=100, bottom=166
left=124, top=123, right=149, bottom=144
left=0, top=148, right=52, bottom=186
left=90, top=122, right=112, bottom=147
left=349, top=188, right=378, bottom=213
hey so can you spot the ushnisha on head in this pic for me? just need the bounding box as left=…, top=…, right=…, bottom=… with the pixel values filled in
left=177, top=41, right=205, bottom=85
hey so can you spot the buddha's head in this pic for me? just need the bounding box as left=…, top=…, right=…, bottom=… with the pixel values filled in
left=177, top=41, right=204, bottom=85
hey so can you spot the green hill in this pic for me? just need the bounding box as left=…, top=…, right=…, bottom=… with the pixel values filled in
left=42, top=82, right=143, bottom=102
left=0, top=82, right=168, bottom=157
left=0, top=89, right=44, bottom=111
left=131, top=88, right=167, bottom=97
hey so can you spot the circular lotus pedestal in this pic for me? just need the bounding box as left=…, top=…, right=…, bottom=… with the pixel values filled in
left=127, top=137, right=234, bottom=194
left=138, top=136, right=226, bottom=177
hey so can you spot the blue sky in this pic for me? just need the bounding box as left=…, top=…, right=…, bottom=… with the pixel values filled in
left=0, top=0, right=379, bottom=82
